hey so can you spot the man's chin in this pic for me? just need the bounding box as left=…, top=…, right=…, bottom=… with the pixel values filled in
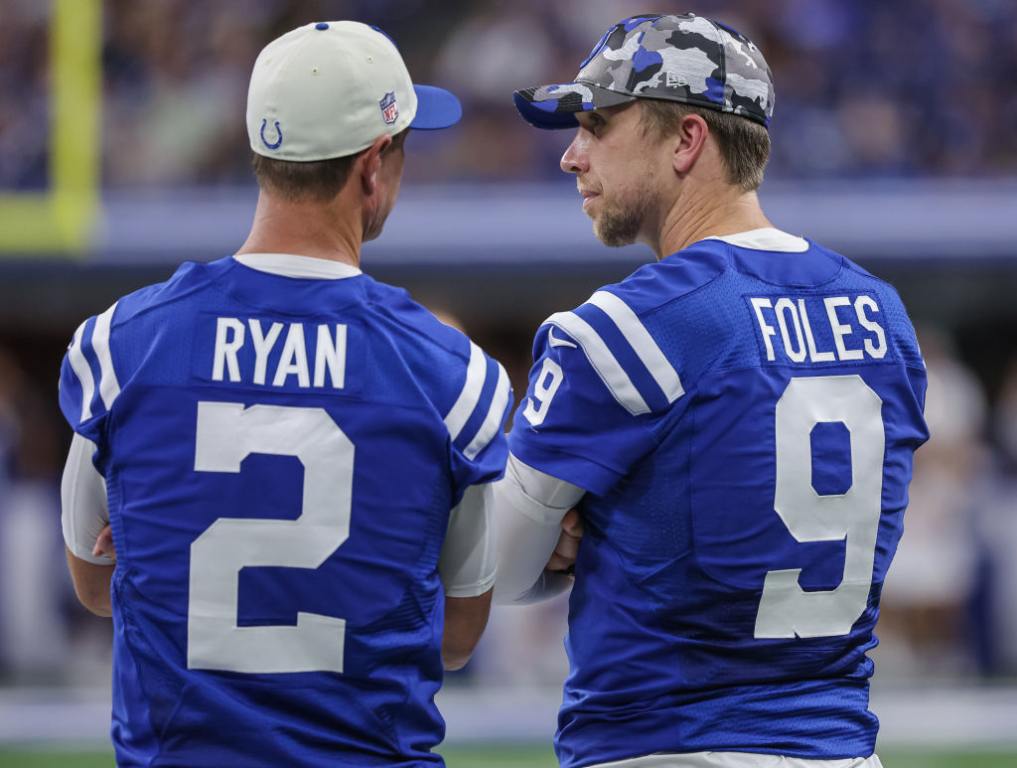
left=593, top=219, right=638, bottom=249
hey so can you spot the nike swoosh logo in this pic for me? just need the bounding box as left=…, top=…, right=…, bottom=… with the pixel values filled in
left=548, top=328, right=578, bottom=349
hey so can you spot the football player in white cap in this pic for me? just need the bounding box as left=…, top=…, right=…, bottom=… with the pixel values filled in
left=60, top=21, right=509, bottom=767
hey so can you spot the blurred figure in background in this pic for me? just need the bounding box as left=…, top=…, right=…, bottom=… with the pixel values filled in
left=423, top=309, right=573, bottom=691
left=879, top=329, right=988, bottom=677
left=0, top=346, right=23, bottom=680
left=980, top=357, right=1017, bottom=675
left=0, top=347, right=68, bottom=683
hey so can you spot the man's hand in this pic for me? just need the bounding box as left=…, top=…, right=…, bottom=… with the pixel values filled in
left=93, top=524, right=116, bottom=562
left=546, top=508, right=583, bottom=574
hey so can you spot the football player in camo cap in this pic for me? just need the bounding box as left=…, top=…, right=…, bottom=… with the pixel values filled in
left=512, top=12, right=775, bottom=250
left=494, top=13, right=927, bottom=768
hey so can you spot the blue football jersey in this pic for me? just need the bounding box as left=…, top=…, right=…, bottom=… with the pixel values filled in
left=59, top=256, right=511, bottom=767
left=509, top=235, right=929, bottom=768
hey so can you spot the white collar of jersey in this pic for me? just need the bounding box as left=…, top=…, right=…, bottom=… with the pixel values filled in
left=233, top=253, right=362, bottom=280
left=706, top=227, right=809, bottom=253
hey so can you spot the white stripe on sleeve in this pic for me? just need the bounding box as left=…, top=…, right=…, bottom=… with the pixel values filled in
left=444, top=341, right=487, bottom=441
left=92, top=302, right=122, bottom=410
left=67, top=320, right=96, bottom=422
left=587, top=291, right=684, bottom=403
left=544, top=311, right=650, bottom=416
left=463, top=362, right=510, bottom=460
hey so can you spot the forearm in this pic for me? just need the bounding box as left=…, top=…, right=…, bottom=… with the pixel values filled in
left=438, top=484, right=498, bottom=669
left=442, top=589, right=492, bottom=670
left=492, top=455, right=584, bottom=605
left=66, top=546, right=113, bottom=617
left=62, top=434, right=115, bottom=616
left=492, top=498, right=564, bottom=603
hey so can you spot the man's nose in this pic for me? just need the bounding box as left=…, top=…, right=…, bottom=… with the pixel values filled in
left=560, top=131, right=589, bottom=175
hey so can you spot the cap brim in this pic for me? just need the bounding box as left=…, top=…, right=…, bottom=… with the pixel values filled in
left=411, top=84, right=462, bottom=130
left=513, top=81, right=636, bottom=129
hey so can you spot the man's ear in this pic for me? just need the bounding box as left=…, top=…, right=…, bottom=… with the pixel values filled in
left=672, top=113, right=710, bottom=176
left=359, top=134, right=393, bottom=196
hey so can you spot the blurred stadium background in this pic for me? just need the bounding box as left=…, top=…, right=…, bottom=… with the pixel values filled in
left=1, top=0, right=1017, bottom=765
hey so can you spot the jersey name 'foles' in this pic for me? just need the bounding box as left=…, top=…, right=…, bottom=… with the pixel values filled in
left=749, top=294, right=888, bottom=364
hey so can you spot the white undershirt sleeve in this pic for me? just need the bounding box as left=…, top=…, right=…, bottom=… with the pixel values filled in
left=439, top=483, right=497, bottom=598
left=60, top=433, right=112, bottom=566
left=491, top=453, right=585, bottom=605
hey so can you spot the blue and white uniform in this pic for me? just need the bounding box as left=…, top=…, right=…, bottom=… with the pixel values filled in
left=59, top=253, right=510, bottom=767
left=495, top=229, right=928, bottom=768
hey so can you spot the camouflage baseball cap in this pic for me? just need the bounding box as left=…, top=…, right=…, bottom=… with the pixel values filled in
left=514, top=13, right=774, bottom=130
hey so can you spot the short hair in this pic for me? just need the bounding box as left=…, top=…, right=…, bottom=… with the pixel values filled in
left=251, top=129, right=408, bottom=202
left=639, top=100, right=770, bottom=191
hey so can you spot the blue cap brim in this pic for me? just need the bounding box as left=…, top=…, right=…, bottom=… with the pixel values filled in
left=513, top=82, right=635, bottom=130
left=411, top=84, right=462, bottom=130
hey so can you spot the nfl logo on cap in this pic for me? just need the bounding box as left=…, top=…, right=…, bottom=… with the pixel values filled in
left=379, top=92, right=398, bottom=125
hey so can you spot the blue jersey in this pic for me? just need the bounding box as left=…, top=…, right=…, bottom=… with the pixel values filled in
left=509, top=235, right=929, bottom=768
left=58, top=256, right=510, bottom=767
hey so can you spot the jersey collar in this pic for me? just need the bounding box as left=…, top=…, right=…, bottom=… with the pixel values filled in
left=706, top=228, right=809, bottom=253
left=233, top=253, right=362, bottom=280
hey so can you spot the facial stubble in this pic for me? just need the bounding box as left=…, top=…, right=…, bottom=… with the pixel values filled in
left=591, top=178, right=656, bottom=248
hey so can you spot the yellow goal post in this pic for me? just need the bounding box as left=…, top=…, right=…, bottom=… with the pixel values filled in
left=0, top=0, right=101, bottom=254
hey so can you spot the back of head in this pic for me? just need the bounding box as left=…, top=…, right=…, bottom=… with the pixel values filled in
left=246, top=21, right=462, bottom=202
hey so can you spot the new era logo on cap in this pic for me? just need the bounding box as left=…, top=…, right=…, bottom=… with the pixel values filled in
left=379, top=92, right=399, bottom=125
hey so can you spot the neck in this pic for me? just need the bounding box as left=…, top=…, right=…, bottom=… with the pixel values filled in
left=237, top=190, right=363, bottom=268
left=653, top=184, right=772, bottom=259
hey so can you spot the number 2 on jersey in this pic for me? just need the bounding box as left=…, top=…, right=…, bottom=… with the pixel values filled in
left=754, top=375, right=885, bottom=639
left=188, top=401, right=353, bottom=673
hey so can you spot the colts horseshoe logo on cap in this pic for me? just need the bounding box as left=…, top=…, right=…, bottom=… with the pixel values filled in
left=260, top=119, right=283, bottom=150
left=379, top=92, right=398, bottom=125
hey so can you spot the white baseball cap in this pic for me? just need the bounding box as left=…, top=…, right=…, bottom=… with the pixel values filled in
left=247, top=21, right=462, bottom=161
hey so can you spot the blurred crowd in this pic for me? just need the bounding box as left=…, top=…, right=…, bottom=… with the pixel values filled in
left=2, top=326, right=1017, bottom=687
left=2, top=0, right=1017, bottom=190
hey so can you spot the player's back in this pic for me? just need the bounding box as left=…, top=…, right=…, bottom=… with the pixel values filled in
left=510, top=230, right=929, bottom=767
left=59, top=255, right=509, bottom=767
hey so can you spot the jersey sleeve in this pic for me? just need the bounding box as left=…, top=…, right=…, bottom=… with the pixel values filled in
left=491, top=454, right=583, bottom=604
left=58, top=302, right=122, bottom=446
left=442, top=341, right=513, bottom=504
left=508, top=290, right=685, bottom=496
left=60, top=433, right=112, bottom=565
left=439, top=483, right=496, bottom=597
